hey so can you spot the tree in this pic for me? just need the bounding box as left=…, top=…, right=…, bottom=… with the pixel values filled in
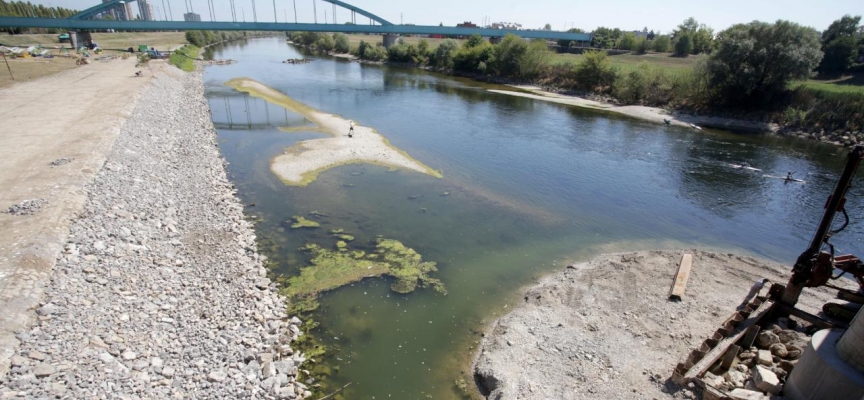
left=707, top=20, right=823, bottom=106
left=333, top=33, right=349, bottom=53
left=315, top=34, right=335, bottom=52
left=619, top=32, right=637, bottom=50
left=431, top=39, right=458, bottom=70
left=673, top=34, right=693, bottom=56
left=647, top=30, right=656, bottom=40
left=672, top=17, right=714, bottom=54
left=518, top=40, right=552, bottom=79
left=818, top=15, right=862, bottom=73
left=633, top=37, right=650, bottom=54
left=652, top=35, right=672, bottom=52
left=492, top=34, right=528, bottom=76
left=571, top=50, right=617, bottom=91
left=544, top=23, right=552, bottom=31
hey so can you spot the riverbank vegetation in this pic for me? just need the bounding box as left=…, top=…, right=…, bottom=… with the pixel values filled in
left=290, top=13, right=864, bottom=137
left=167, top=44, right=199, bottom=72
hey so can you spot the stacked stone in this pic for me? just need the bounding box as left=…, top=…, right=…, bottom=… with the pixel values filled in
left=0, top=67, right=308, bottom=399
left=703, top=319, right=808, bottom=399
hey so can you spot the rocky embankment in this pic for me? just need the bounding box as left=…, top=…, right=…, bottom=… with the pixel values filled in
left=0, top=66, right=308, bottom=399
left=777, top=128, right=864, bottom=148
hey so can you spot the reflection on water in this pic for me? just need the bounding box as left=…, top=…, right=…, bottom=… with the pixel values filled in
left=203, top=37, right=864, bottom=399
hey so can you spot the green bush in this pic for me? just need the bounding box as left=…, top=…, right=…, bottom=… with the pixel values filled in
left=333, top=33, right=349, bottom=53
left=781, top=107, right=809, bottom=127
left=517, top=40, right=552, bottom=80
left=315, top=34, right=335, bottom=52
left=615, top=63, right=675, bottom=105
left=431, top=39, right=459, bottom=70
left=673, top=34, right=693, bottom=57
left=168, top=45, right=199, bottom=72
left=570, top=50, right=617, bottom=92
left=633, top=38, right=649, bottom=55
left=652, top=35, right=672, bottom=52
left=453, top=36, right=495, bottom=74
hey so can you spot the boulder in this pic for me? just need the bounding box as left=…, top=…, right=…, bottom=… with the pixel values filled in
left=753, top=365, right=782, bottom=395
left=757, top=349, right=773, bottom=366
left=756, top=331, right=780, bottom=349
left=729, top=388, right=767, bottom=400
left=769, top=343, right=788, bottom=358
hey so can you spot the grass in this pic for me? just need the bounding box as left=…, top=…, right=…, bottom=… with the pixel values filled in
left=793, top=72, right=864, bottom=95
left=550, top=51, right=704, bottom=73
left=168, top=44, right=199, bottom=72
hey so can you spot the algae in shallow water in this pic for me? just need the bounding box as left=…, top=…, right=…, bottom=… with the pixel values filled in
left=290, top=215, right=320, bottom=229
left=284, top=238, right=446, bottom=298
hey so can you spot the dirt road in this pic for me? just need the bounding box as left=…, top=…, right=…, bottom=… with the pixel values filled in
left=0, top=57, right=155, bottom=375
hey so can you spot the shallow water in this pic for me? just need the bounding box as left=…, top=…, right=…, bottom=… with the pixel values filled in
left=203, top=37, right=863, bottom=398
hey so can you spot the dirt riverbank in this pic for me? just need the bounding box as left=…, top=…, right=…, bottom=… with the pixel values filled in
left=473, top=250, right=842, bottom=400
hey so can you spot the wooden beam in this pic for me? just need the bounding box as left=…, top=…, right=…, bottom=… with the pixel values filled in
left=678, top=299, right=774, bottom=385
left=669, top=254, right=693, bottom=301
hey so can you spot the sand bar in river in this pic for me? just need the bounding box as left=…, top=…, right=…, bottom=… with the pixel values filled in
left=225, top=78, right=442, bottom=186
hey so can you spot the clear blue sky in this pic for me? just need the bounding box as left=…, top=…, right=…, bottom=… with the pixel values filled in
left=43, top=0, right=864, bottom=33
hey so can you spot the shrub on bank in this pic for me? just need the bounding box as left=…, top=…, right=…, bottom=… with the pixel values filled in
left=169, top=45, right=199, bottom=72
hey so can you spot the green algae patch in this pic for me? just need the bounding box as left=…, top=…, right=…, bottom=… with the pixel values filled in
left=284, top=238, right=446, bottom=298
left=290, top=216, right=321, bottom=229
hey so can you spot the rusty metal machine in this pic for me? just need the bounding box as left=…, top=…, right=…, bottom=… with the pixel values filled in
left=773, top=145, right=864, bottom=324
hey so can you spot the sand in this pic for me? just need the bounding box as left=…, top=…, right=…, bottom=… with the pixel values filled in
left=491, top=86, right=778, bottom=133
left=473, top=250, right=847, bottom=400
left=225, top=78, right=442, bottom=186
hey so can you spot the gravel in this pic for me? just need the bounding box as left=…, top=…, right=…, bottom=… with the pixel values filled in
left=473, top=250, right=843, bottom=400
left=0, top=66, right=308, bottom=399
left=3, top=199, right=47, bottom=216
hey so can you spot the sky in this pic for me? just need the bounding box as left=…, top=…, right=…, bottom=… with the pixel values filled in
left=41, top=0, right=864, bottom=34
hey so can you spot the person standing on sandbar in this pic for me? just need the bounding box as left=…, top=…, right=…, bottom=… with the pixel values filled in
left=348, top=120, right=355, bottom=138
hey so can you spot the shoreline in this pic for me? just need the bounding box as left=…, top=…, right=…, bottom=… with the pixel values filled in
left=491, top=85, right=779, bottom=134
left=0, top=64, right=309, bottom=398
left=472, top=249, right=842, bottom=399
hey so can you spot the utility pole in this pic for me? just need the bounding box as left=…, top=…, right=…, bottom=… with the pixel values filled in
left=251, top=0, right=257, bottom=23
left=324, top=9, right=327, bottom=24
left=273, top=0, right=277, bottom=22
left=293, top=0, right=297, bottom=23
left=166, top=0, right=173, bottom=21
left=242, top=6, right=245, bottom=22
left=313, top=0, right=317, bottom=24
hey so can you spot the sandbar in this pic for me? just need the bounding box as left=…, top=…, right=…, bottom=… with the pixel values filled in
left=225, top=78, right=442, bottom=186
left=490, top=85, right=778, bottom=133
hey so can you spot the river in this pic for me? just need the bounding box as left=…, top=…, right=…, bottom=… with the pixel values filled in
left=202, top=37, right=863, bottom=399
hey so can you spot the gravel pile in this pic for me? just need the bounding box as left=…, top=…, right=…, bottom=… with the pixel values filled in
left=3, top=199, right=47, bottom=216
left=0, top=67, right=308, bottom=399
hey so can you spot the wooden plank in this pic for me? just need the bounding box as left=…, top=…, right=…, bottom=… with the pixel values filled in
left=680, top=299, right=774, bottom=384
left=669, top=254, right=693, bottom=301
left=720, top=344, right=740, bottom=370
left=740, top=325, right=760, bottom=350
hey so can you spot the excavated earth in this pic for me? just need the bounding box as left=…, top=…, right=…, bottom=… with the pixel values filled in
left=473, top=250, right=844, bottom=400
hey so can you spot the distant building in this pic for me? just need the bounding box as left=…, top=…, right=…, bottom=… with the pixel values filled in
left=456, top=21, right=477, bottom=28
left=184, top=12, right=201, bottom=22
left=138, top=0, right=154, bottom=21
left=123, top=2, right=134, bottom=20
left=491, top=22, right=522, bottom=31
